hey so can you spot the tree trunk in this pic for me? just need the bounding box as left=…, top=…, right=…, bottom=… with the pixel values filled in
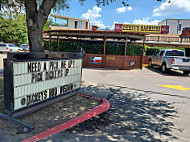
left=27, top=16, right=44, bottom=52
left=25, top=0, right=57, bottom=52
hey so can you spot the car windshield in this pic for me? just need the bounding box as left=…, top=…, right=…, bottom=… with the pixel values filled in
left=165, top=51, right=185, bottom=56
left=8, top=44, right=16, bottom=47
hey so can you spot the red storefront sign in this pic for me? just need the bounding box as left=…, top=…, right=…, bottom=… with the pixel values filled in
left=115, top=24, right=123, bottom=32
left=161, top=26, right=169, bottom=34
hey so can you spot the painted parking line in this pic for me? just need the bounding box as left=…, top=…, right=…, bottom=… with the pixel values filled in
left=157, top=84, right=190, bottom=91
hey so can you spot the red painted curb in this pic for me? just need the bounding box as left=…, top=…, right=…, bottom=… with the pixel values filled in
left=22, top=93, right=110, bottom=142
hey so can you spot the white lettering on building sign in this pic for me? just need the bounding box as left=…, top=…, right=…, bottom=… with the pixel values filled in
left=13, top=59, right=82, bottom=110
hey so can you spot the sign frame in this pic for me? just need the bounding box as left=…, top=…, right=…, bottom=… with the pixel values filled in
left=4, top=51, right=84, bottom=118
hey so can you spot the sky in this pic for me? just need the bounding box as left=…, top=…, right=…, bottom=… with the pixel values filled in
left=52, top=0, right=190, bottom=29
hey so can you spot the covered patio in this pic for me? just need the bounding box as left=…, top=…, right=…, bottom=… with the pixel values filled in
left=43, top=29, right=146, bottom=69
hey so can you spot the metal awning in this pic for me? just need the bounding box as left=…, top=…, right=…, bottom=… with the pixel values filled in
left=43, top=29, right=146, bottom=41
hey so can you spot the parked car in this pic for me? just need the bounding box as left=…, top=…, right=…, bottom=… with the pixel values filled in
left=0, top=43, right=22, bottom=52
left=20, top=44, right=29, bottom=51
left=149, top=49, right=190, bottom=75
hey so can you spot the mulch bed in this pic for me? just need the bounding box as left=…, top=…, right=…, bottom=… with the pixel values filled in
left=0, top=88, right=100, bottom=141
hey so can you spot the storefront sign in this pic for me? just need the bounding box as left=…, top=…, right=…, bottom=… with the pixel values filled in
left=115, top=23, right=169, bottom=34
left=123, top=24, right=161, bottom=33
left=115, top=24, right=123, bottom=32
left=161, top=26, right=169, bottom=34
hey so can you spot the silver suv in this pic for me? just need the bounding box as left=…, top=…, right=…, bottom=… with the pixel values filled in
left=0, top=43, right=22, bottom=52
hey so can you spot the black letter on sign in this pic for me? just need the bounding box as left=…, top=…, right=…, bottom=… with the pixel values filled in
left=21, top=98, right=26, bottom=105
left=44, top=62, right=47, bottom=71
left=28, top=63, right=32, bottom=73
left=65, top=68, right=69, bottom=76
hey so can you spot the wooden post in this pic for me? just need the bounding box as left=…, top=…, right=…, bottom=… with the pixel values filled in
left=49, top=34, right=51, bottom=52
left=141, top=38, right=146, bottom=69
left=57, top=35, right=60, bottom=52
left=123, top=36, right=128, bottom=69
left=103, top=36, right=107, bottom=68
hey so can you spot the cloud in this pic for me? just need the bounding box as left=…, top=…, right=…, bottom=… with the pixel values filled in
left=133, top=18, right=160, bottom=25
left=116, top=6, right=133, bottom=13
left=127, top=6, right=133, bottom=11
left=81, top=6, right=106, bottom=29
left=116, top=7, right=126, bottom=13
left=124, top=21, right=131, bottom=24
left=153, top=0, right=190, bottom=16
left=111, top=21, right=120, bottom=29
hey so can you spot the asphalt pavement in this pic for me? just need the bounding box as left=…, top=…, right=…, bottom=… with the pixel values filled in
left=40, top=67, right=190, bottom=142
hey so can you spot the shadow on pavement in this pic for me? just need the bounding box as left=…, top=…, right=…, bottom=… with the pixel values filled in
left=43, top=84, right=178, bottom=142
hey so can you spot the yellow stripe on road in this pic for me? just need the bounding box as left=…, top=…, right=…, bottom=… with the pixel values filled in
left=157, top=84, right=190, bottom=91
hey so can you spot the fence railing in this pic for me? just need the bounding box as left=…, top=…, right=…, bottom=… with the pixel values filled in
left=146, top=36, right=190, bottom=43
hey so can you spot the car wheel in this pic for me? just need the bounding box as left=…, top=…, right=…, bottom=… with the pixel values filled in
left=148, top=60, right=152, bottom=67
left=161, top=63, right=168, bottom=73
left=183, top=71, right=190, bottom=75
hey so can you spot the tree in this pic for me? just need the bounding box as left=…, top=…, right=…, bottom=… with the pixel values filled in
left=0, top=0, right=165, bottom=52
left=0, top=15, right=28, bottom=45
left=43, top=18, right=53, bottom=31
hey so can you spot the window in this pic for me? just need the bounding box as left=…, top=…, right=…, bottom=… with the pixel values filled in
left=51, top=17, right=68, bottom=27
left=165, top=51, right=185, bottom=56
left=79, top=21, right=82, bottom=29
left=8, top=44, right=16, bottom=47
left=75, top=21, right=78, bottom=29
left=179, top=24, right=182, bottom=31
left=0, top=44, right=6, bottom=47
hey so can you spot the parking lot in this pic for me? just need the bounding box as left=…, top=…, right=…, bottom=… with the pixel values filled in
left=82, top=67, right=190, bottom=97
left=41, top=67, right=190, bottom=142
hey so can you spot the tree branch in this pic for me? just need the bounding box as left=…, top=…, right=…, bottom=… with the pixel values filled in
left=24, top=0, right=37, bottom=17
left=37, top=0, right=57, bottom=26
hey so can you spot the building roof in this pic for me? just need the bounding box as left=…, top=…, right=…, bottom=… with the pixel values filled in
left=43, top=28, right=147, bottom=41
left=50, top=14, right=88, bottom=22
left=49, top=26, right=92, bottom=31
left=159, top=19, right=190, bottom=23
left=146, top=33, right=180, bottom=37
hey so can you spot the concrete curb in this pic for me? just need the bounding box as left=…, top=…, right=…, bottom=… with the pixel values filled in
left=22, top=93, right=110, bottom=142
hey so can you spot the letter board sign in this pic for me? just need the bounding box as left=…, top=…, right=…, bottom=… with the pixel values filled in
left=4, top=52, right=83, bottom=116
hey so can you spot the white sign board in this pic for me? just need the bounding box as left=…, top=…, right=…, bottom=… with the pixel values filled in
left=12, top=59, right=82, bottom=110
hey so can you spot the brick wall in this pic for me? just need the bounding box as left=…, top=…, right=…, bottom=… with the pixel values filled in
left=82, top=54, right=143, bottom=69
left=143, top=56, right=150, bottom=64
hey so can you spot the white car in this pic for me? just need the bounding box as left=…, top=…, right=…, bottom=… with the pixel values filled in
left=20, top=44, right=29, bottom=51
left=0, top=43, right=23, bottom=52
